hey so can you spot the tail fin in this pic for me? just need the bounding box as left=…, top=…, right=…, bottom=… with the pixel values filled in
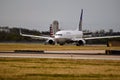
left=79, top=9, right=83, bottom=31
left=50, top=24, right=54, bottom=37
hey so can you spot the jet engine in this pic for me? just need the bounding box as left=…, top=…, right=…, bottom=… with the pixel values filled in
left=45, top=39, right=55, bottom=45
left=76, top=39, right=86, bottom=46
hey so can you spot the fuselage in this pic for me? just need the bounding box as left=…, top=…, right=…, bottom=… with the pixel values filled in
left=54, top=30, right=83, bottom=44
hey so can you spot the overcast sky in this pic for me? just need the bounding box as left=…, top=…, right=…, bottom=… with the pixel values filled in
left=0, top=0, right=120, bottom=32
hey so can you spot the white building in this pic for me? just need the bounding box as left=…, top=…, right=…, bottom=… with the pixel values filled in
left=52, top=20, right=59, bottom=35
left=0, top=26, right=10, bottom=32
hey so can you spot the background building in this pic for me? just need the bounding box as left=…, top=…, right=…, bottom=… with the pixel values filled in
left=0, top=26, right=10, bottom=33
left=52, top=20, right=59, bottom=35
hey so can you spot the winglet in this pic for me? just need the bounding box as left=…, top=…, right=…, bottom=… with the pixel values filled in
left=79, top=9, right=83, bottom=31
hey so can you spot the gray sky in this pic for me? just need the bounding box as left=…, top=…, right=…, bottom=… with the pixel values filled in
left=0, top=0, right=120, bottom=32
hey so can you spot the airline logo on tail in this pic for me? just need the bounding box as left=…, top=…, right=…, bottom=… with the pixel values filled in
left=50, top=24, right=54, bottom=37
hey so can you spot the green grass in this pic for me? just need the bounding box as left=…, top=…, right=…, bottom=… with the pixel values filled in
left=0, top=58, right=120, bottom=80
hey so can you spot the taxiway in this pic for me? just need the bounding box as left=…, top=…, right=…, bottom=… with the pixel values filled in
left=0, top=50, right=120, bottom=60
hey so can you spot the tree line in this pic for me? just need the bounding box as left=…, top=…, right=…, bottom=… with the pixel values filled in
left=0, top=26, right=49, bottom=42
left=0, top=26, right=120, bottom=44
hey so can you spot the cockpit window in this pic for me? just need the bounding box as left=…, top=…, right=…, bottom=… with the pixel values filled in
left=56, top=34, right=62, bottom=36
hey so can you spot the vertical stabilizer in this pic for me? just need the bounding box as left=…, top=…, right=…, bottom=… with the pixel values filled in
left=50, top=24, right=53, bottom=37
left=79, top=9, right=83, bottom=31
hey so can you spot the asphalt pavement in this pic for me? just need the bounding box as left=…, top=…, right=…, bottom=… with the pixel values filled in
left=0, top=50, right=120, bottom=60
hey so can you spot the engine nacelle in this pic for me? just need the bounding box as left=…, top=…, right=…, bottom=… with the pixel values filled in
left=76, top=39, right=86, bottom=46
left=45, top=39, right=55, bottom=45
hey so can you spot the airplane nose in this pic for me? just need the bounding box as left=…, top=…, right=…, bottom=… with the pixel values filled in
left=55, top=35, right=60, bottom=38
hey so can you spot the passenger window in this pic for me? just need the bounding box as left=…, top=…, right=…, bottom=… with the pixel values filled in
left=66, top=32, right=71, bottom=34
left=56, top=34, right=62, bottom=36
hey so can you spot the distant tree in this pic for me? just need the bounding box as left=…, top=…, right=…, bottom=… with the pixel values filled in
left=99, top=29, right=105, bottom=34
left=108, top=29, right=113, bottom=35
left=41, top=31, right=50, bottom=35
left=0, top=26, right=43, bottom=42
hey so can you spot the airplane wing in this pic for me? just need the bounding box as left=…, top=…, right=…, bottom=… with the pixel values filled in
left=84, top=35, right=120, bottom=40
left=20, top=29, right=53, bottom=40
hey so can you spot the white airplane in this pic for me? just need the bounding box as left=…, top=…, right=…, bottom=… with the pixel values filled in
left=20, top=9, right=120, bottom=46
